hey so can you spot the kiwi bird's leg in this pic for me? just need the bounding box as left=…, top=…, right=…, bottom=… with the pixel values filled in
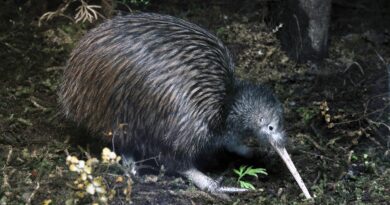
left=111, top=125, right=137, bottom=175
left=121, top=154, right=137, bottom=176
left=181, top=168, right=247, bottom=199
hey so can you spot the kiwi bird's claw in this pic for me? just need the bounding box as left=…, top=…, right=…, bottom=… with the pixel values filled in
left=218, top=186, right=247, bottom=193
left=207, top=183, right=247, bottom=201
left=121, top=154, right=137, bottom=176
left=182, top=168, right=247, bottom=200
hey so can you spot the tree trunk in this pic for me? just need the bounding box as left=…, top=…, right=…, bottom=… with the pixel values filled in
left=278, top=0, right=331, bottom=65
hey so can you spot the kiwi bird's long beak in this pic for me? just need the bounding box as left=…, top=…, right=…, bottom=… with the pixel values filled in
left=269, top=138, right=312, bottom=199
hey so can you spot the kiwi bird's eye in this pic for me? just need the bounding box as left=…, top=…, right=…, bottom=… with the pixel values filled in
left=269, top=125, right=274, bottom=131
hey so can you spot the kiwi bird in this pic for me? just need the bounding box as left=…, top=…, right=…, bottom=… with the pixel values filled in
left=59, top=12, right=311, bottom=199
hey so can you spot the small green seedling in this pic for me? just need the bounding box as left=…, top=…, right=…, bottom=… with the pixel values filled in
left=233, top=165, right=267, bottom=190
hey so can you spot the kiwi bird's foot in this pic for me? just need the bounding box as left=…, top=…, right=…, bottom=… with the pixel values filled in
left=182, top=168, right=247, bottom=200
left=121, top=154, right=137, bottom=176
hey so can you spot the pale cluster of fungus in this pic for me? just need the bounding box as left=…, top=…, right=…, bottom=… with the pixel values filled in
left=101, top=147, right=121, bottom=164
left=65, top=147, right=128, bottom=204
left=319, top=101, right=334, bottom=128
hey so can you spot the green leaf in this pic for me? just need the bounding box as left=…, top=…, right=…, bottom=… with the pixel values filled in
left=249, top=168, right=268, bottom=176
left=233, top=169, right=241, bottom=176
left=233, top=169, right=243, bottom=181
left=239, top=165, right=246, bottom=173
left=234, top=165, right=267, bottom=190
left=245, top=172, right=259, bottom=178
left=239, top=181, right=255, bottom=190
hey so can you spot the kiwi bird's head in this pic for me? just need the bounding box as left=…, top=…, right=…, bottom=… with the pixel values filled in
left=226, top=81, right=312, bottom=199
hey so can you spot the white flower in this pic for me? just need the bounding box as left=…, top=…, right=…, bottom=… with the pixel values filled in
left=69, top=164, right=80, bottom=172
left=109, top=152, right=117, bottom=160
left=80, top=172, right=87, bottom=181
left=83, top=165, right=92, bottom=174
left=100, top=196, right=108, bottom=203
left=86, top=183, right=95, bottom=195
left=78, top=160, right=85, bottom=169
left=70, top=156, right=79, bottom=164
left=95, top=186, right=106, bottom=194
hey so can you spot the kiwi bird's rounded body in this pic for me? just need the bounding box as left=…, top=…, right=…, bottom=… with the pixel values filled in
left=59, top=13, right=238, bottom=169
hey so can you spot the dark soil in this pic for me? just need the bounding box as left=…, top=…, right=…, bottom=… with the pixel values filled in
left=1, top=0, right=389, bottom=204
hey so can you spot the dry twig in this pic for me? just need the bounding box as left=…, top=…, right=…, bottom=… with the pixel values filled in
left=26, top=182, right=40, bottom=205
left=1, top=146, right=13, bottom=190
left=75, top=0, right=102, bottom=23
left=39, top=0, right=73, bottom=26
